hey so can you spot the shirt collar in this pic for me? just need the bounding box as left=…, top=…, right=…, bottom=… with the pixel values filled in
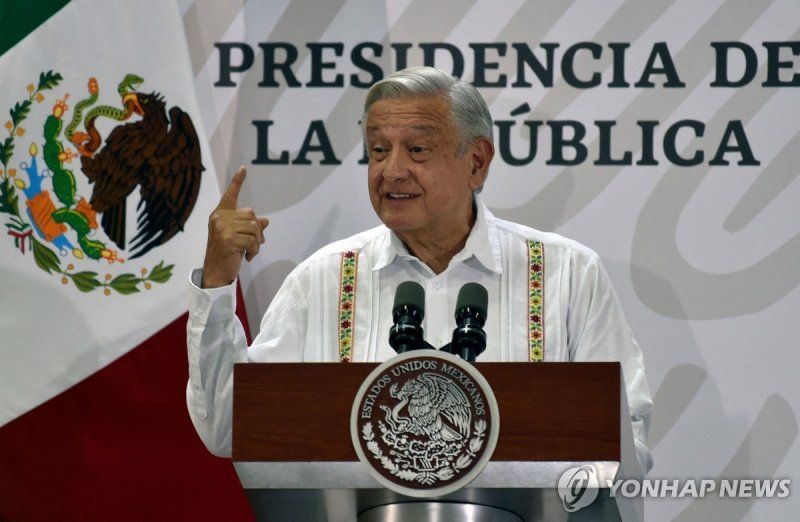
left=371, top=195, right=503, bottom=275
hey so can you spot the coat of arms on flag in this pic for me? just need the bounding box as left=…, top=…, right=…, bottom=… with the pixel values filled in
left=1, top=69, right=203, bottom=295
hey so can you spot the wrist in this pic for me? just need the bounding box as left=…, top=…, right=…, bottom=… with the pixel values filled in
left=200, top=269, right=235, bottom=289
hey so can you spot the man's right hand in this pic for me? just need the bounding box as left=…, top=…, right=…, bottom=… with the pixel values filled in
left=201, top=166, right=269, bottom=288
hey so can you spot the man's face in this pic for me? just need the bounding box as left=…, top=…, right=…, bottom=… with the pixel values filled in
left=365, top=95, right=490, bottom=242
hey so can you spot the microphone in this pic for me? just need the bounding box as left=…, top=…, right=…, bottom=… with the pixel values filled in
left=389, top=281, right=426, bottom=354
left=450, top=282, right=488, bottom=362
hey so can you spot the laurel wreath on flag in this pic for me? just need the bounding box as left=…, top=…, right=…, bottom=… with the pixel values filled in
left=0, top=71, right=173, bottom=295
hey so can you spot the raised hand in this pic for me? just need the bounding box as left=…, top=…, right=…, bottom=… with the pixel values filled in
left=201, top=166, right=269, bottom=288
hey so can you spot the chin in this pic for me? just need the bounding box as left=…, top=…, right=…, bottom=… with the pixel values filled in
left=380, top=215, right=418, bottom=232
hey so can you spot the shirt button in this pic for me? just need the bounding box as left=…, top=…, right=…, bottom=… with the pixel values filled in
left=433, top=281, right=441, bottom=289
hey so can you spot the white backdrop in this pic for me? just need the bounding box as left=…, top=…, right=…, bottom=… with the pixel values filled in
left=180, top=1, right=799, bottom=520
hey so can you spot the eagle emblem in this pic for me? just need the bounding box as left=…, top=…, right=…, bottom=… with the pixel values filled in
left=351, top=352, right=499, bottom=498
left=0, top=70, right=203, bottom=295
left=79, top=88, right=203, bottom=259
left=380, top=373, right=471, bottom=444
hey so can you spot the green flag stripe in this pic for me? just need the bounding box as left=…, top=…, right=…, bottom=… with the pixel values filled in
left=0, top=0, right=71, bottom=57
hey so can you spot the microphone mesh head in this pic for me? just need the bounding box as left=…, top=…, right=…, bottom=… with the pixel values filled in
left=394, top=281, right=425, bottom=316
left=455, top=282, right=488, bottom=318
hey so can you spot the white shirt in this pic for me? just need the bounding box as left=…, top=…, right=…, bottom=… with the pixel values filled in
left=186, top=200, right=653, bottom=473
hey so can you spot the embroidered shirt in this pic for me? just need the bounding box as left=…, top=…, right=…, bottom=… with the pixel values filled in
left=186, top=199, right=653, bottom=473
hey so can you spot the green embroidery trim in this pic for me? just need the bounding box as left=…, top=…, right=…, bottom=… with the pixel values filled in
left=527, top=240, right=544, bottom=362
left=338, top=250, right=358, bottom=362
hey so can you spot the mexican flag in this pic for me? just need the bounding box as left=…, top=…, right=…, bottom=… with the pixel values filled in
left=0, top=1, right=252, bottom=519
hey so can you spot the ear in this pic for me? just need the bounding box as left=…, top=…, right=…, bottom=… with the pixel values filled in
left=468, top=137, right=494, bottom=190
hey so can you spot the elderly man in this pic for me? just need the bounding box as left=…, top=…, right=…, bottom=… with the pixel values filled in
left=186, top=66, right=652, bottom=475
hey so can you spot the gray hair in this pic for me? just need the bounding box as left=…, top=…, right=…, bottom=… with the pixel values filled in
left=361, top=66, right=494, bottom=155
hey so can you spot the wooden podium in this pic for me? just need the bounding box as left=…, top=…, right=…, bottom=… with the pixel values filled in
left=232, top=361, right=643, bottom=521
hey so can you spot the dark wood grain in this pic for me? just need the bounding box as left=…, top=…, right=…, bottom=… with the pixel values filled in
left=232, top=362, right=620, bottom=463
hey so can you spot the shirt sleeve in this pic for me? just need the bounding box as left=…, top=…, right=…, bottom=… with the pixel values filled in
left=185, top=268, right=248, bottom=457
left=566, top=251, right=654, bottom=476
left=185, top=259, right=317, bottom=458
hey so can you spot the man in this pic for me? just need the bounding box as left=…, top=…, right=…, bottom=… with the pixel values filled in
left=186, top=66, right=653, bottom=475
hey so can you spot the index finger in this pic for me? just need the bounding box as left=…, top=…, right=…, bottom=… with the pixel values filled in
left=218, top=165, right=246, bottom=210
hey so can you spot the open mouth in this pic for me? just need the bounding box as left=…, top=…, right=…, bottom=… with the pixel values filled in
left=387, top=193, right=418, bottom=200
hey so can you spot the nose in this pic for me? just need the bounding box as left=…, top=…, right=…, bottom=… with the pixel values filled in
left=383, top=149, right=409, bottom=181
